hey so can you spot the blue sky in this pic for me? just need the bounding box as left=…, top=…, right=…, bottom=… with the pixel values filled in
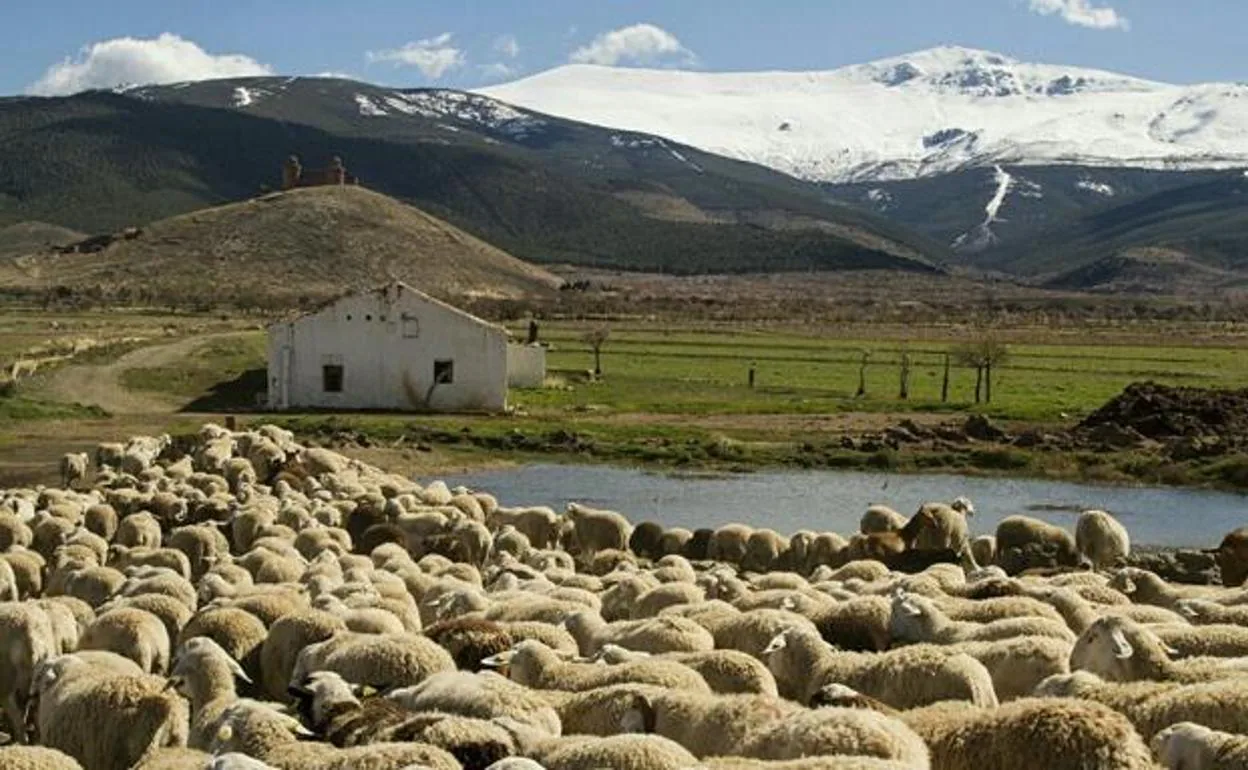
left=2, top=0, right=1243, bottom=96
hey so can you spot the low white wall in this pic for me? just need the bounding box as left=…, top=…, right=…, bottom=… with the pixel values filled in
left=507, top=344, right=547, bottom=389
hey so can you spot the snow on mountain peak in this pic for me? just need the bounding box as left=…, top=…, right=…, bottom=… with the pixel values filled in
left=479, top=47, right=1248, bottom=183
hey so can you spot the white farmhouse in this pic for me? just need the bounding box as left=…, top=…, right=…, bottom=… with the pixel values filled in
left=266, top=281, right=525, bottom=412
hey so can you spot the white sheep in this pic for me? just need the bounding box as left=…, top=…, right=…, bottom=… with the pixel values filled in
left=60, top=454, right=89, bottom=490
left=1076, top=510, right=1130, bottom=570
left=563, top=610, right=714, bottom=656
left=1151, top=721, right=1248, bottom=770
left=890, top=590, right=1075, bottom=645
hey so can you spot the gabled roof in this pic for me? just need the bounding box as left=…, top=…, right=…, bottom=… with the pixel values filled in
left=267, top=281, right=507, bottom=334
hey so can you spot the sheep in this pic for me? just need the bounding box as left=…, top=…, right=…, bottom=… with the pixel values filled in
left=167, top=636, right=253, bottom=750
left=32, top=657, right=189, bottom=770
left=1151, top=622, right=1248, bottom=658
left=116, top=512, right=163, bottom=549
left=1151, top=721, right=1248, bottom=770
left=563, top=610, right=714, bottom=656
left=209, top=698, right=461, bottom=770
left=259, top=610, right=348, bottom=701
left=899, top=697, right=1155, bottom=770
left=708, top=524, right=753, bottom=565
left=969, top=535, right=996, bottom=568
left=0, top=746, right=85, bottom=769
left=497, top=621, right=579, bottom=656
left=1212, top=526, right=1248, bottom=587
left=995, top=515, right=1081, bottom=573
left=423, top=618, right=514, bottom=672
left=131, top=748, right=216, bottom=769
left=741, top=529, right=788, bottom=573
left=730, top=706, right=931, bottom=765
left=0, top=602, right=58, bottom=743
left=289, top=632, right=456, bottom=691
left=108, top=545, right=192, bottom=580
left=631, top=582, right=703, bottom=618
left=1076, top=510, right=1130, bottom=570
left=762, top=627, right=998, bottom=709
left=177, top=607, right=269, bottom=685
left=1035, top=671, right=1248, bottom=740
left=861, top=505, right=907, bottom=534
left=563, top=503, right=631, bottom=563
left=291, top=670, right=516, bottom=769
left=482, top=639, right=710, bottom=693
left=387, top=670, right=561, bottom=736
left=79, top=606, right=171, bottom=674
left=1071, top=614, right=1248, bottom=683
left=592, top=644, right=778, bottom=695
left=914, top=635, right=1072, bottom=701
left=60, top=453, right=90, bottom=489
left=701, top=608, right=820, bottom=659
left=537, top=734, right=702, bottom=770
left=489, top=507, right=560, bottom=550
left=809, top=595, right=892, bottom=652
left=901, top=501, right=970, bottom=552
left=890, top=590, right=1075, bottom=645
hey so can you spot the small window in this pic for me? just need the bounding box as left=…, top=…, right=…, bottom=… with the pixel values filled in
left=433, top=359, right=454, bottom=385
left=401, top=313, right=420, bottom=338
left=322, top=365, right=344, bottom=393
left=365, top=314, right=372, bottom=321
left=346, top=314, right=352, bottom=321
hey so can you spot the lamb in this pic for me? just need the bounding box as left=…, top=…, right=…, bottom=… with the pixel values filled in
left=60, top=453, right=90, bottom=490
left=482, top=639, right=710, bottom=693
left=591, top=644, right=778, bottom=695
left=763, top=627, right=998, bottom=709
left=79, top=606, right=171, bottom=674
left=889, top=590, right=1075, bottom=645
left=1151, top=721, right=1248, bottom=770
left=1076, top=510, right=1131, bottom=570
left=899, top=697, right=1156, bottom=770
left=289, top=632, right=456, bottom=691
left=563, top=503, right=632, bottom=563
left=563, top=610, right=714, bottom=656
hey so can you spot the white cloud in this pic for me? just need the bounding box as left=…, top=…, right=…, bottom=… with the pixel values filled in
left=1027, top=0, right=1129, bottom=30
left=569, top=23, right=697, bottom=67
left=366, top=33, right=466, bottom=79
left=27, top=33, right=271, bottom=96
left=479, top=62, right=517, bottom=81
left=493, top=34, right=520, bottom=59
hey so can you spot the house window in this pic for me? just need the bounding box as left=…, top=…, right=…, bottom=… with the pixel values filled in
left=433, top=360, right=454, bottom=385
left=322, top=365, right=344, bottom=393
left=401, top=313, right=420, bottom=338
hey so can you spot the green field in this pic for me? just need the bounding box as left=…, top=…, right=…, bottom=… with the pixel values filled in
left=506, top=324, right=1247, bottom=423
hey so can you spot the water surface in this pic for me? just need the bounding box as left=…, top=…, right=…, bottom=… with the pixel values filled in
left=439, top=464, right=1248, bottom=548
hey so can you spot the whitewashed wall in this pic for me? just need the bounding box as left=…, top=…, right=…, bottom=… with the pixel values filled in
left=267, top=284, right=507, bottom=412
left=507, top=344, right=547, bottom=388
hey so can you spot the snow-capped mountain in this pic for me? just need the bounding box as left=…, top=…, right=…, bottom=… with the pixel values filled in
left=479, top=46, right=1248, bottom=184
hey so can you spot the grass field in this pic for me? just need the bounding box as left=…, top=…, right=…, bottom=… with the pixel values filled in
left=508, top=323, right=1248, bottom=423
left=6, top=311, right=1248, bottom=488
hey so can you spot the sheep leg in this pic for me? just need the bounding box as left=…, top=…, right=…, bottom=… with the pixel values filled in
left=3, top=691, right=27, bottom=744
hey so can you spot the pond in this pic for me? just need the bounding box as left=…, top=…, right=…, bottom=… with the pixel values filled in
left=438, top=464, right=1248, bottom=548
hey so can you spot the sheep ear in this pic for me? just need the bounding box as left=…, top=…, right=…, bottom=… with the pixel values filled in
left=287, top=684, right=313, bottom=701
left=620, top=694, right=655, bottom=734
left=780, top=596, right=797, bottom=611
left=1177, top=601, right=1198, bottom=619
left=1110, top=628, right=1134, bottom=659
left=762, top=632, right=788, bottom=655
left=1119, top=576, right=1136, bottom=593
left=900, top=599, right=923, bottom=618
left=224, top=655, right=252, bottom=684
left=480, top=651, right=512, bottom=668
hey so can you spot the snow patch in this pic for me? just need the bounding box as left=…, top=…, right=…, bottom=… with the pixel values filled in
left=383, top=91, right=546, bottom=137
left=611, top=133, right=704, bottom=171
left=1076, top=179, right=1116, bottom=196
left=866, top=188, right=893, bottom=208
left=354, top=94, right=388, bottom=116
left=233, top=86, right=259, bottom=107
left=953, top=165, right=1014, bottom=251
left=479, top=47, right=1248, bottom=183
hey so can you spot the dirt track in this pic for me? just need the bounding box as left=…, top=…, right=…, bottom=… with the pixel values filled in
left=41, top=332, right=249, bottom=415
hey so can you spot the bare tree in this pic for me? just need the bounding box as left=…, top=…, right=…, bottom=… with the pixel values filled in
left=855, top=350, right=871, bottom=398
left=941, top=352, right=951, bottom=403
left=898, top=346, right=911, bottom=400
left=953, top=337, right=1010, bottom=404
left=582, top=327, right=610, bottom=377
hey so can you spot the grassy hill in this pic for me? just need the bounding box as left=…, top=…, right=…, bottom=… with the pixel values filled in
left=0, top=221, right=85, bottom=260
left=994, top=173, right=1248, bottom=290
left=0, top=186, right=563, bottom=304
left=0, top=80, right=944, bottom=276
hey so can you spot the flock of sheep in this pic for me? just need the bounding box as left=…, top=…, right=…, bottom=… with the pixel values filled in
left=3, top=424, right=1248, bottom=770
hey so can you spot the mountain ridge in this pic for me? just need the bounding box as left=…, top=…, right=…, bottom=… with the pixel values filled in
left=480, top=46, right=1248, bottom=184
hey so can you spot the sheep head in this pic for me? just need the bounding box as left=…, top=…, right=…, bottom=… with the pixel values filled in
left=619, top=693, right=656, bottom=734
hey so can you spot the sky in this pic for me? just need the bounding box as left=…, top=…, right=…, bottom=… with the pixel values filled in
left=2, top=0, right=1245, bottom=97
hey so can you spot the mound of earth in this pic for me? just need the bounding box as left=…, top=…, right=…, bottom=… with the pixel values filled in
left=0, top=186, right=561, bottom=304
left=1079, top=382, right=1248, bottom=441
left=0, top=221, right=86, bottom=259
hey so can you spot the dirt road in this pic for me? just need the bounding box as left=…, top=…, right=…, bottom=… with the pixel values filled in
left=41, top=332, right=250, bottom=415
